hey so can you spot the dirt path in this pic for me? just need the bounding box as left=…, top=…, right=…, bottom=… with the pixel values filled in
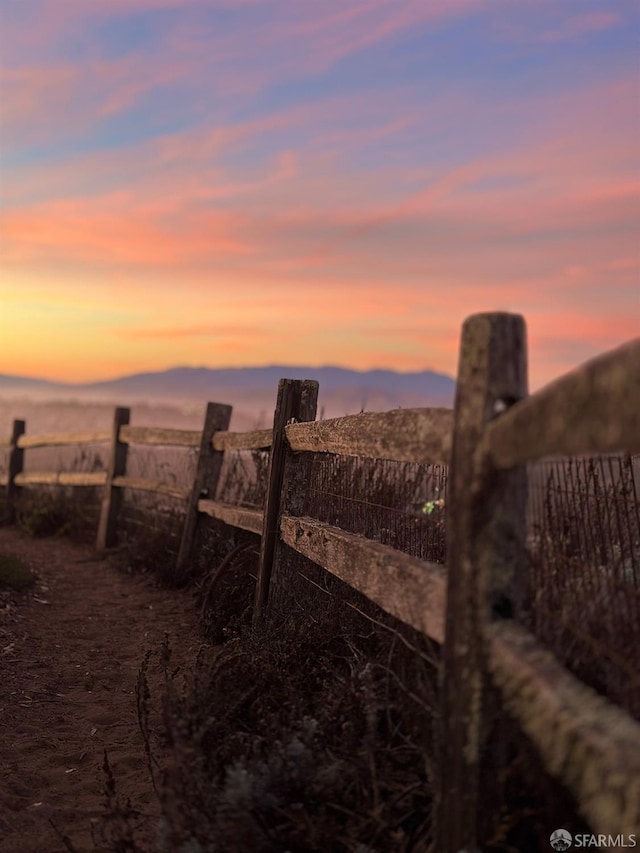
left=0, top=528, right=201, bottom=853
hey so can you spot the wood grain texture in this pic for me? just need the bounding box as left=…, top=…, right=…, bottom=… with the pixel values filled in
left=197, top=499, right=264, bottom=535
left=489, top=620, right=640, bottom=837
left=96, top=407, right=130, bottom=551
left=15, top=471, right=107, bottom=487
left=484, top=337, right=640, bottom=467
left=280, top=515, right=446, bottom=643
left=16, top=431, right=111, bottom=449
left=285, top=407, right=453, bottom=464
left=254, top=379, right=318, bottom=623
left=176, top=402, right=232, bottom=579
left=118, top=425, right=201, bottom=448
left=437, top=313, right=528, bottom=853
left=212, top=429, right=273, bottom=451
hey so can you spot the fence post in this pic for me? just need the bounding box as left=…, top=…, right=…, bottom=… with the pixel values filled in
left=6, top=420, right=25, bottom=524
left=96, top=407, right=130, bottom=550
left=437, top=313, right=528, bottom=852
left=176, top=401, right=232, bottom=582
left=253, top=379, right=318, bottom=624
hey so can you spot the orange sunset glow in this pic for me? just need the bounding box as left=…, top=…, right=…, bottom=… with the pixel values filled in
left=1, top=1, right=638, bottom=389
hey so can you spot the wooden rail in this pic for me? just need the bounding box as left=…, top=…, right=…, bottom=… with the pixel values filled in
left=285, top=408, right=452, bottom=464
left=2, top=313, right=639, bottom=848
left=15, top=471, right=107, bottom=487
left=212, top=428, right=273, bottom=451
left=483, top=337, right=640, bottom=468
left=197, top=499, right=264, bottom=535
left=119, top=425, right=201, bottom=447
left=0, top=410, right=202, bottom=544
left=17, top=430, right=112, bottom=449
left=489, top=621, right=640, bottom=837
left=280, top=515, right=446, bottom=643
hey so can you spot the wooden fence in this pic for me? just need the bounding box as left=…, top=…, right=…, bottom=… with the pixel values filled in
left=1, top=311, right=639, bottom=850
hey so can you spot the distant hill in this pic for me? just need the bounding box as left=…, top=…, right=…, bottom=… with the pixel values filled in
left=0, top=366, right=455, bottom=418
left=0, top=373, right=63, bottom=390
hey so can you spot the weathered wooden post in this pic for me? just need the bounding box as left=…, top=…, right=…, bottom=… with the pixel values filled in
left=253, top=379, right=318, bottom=624
left=176, top=401, right=232, bottom=582
left=6, top=420, right=25, bottom=524
left=96, top=407, right=130, bottom=550
left=437, top=313, right=528, bottom=852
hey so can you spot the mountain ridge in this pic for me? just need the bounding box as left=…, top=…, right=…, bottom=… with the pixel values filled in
left=0, top=366, right=456, bottom=412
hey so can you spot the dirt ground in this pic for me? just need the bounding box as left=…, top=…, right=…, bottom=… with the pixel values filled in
left=0, top=527, right=201, bottom=853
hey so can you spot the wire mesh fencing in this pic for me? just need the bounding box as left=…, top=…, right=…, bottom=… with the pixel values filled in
left=216, top=449, right=270, bottom=509
left=525, top=454, right=640, bottom=718
left=5, top=443, right=106, bottom=541
left=295, top=452, right=448, bottom=564
left=112, top=445, right=196, bottom=581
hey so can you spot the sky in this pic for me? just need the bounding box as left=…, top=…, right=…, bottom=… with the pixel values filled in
left=1, top=0, right=638, bottom=389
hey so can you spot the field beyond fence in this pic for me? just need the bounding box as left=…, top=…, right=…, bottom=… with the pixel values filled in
left=1, top=312, right=639, bottom=851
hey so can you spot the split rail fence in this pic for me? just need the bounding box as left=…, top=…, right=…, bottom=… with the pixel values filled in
left=1, top=312, right=639, bottom=851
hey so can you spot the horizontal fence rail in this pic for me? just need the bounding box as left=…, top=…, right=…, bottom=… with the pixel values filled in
left=15, top=471, right=107, bottom=487
left=197, top=499, right=264, bottom=535
left=17, top=430, right=112, bottom=449
left=212, top=428, right=273, bottom=451
left=118, top=425, right=201, bottom=447
left=285, top=408, right=453, bottom=464
left=2, top=313, right=639, bottom=849
left=489, top=620, right=640, bottom=837
left=280, top=515, right=446, bottom=643
left=483, top=337, right=640, bottom=468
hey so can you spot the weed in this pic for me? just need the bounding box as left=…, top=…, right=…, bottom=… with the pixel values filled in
left=115, top=500, right=186, bottom=586
left=162, top=626, right=431, bottom=851
left=92, top=750, right=150, bottom=852
left=18, top=500, right=72, bottom=539
left=0, top=552, right=36, bottom=590
left=15, top=487, right=100, bottom=542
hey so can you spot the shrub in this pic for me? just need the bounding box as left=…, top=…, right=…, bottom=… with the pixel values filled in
left=0, top=552, right=36, bottom=591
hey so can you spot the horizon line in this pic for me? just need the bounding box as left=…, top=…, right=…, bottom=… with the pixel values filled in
left=0, top=363, right=456, bottom=386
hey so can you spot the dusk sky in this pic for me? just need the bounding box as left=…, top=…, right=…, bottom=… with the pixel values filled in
left=1, top=0, right=638, bottom=389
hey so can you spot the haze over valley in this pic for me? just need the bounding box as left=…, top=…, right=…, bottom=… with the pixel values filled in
left=0, top=365, right=456, bottom=436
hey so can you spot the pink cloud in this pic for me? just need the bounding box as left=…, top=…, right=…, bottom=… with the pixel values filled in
left=0, top=64, right=79, bottom=145
left=286, top=77, right=639, bottom=262
left=0, top=50, right=208, bottom=150
left=0, top=0, right=485, bottom=147
left=0, top=194, right=250, bottom=267
left=1, top=3, right=636, bottom=390
left=1, top=83, right=422, bottom=212
left=267, top=0, right=481, bottom=74
left=541, top=11, right=621, bottom=43
left=489, top=4, right=628, bottom=46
